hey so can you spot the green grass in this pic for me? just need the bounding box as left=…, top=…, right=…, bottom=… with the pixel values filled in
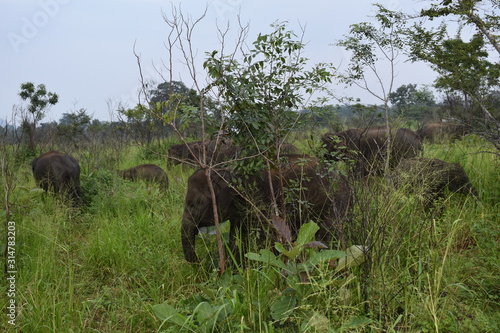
left=1, top=136, right=499, bottom=332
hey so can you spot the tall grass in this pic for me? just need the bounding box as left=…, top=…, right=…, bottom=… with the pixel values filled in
left=1, top=136, right=498, bottom=332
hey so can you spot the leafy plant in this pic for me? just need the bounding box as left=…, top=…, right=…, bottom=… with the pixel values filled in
left=205, top=21, right=334, bottom=172
left=152, top=222, right=370, bottom=331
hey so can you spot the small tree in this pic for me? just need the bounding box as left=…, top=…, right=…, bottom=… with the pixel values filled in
left=396, top=0, right=500, bottom=152
left=18, top=82, right=59, bottom=153
left=204, top=21, right=334, bottom=223
left=336, top=4, right=406, bottom=172
left=389, top=84, right=437, bottom=121
left=140, top=13, right=334, bottom=272
left=118, top=103, right=156, bottom=146
left=205, top=21, right=333, bottom=168
left=149, top=81, right=219, bottom=138
left=57, top=109, right=92, bottom=150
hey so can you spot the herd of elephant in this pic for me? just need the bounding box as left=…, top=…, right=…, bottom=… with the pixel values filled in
left=31, top=122, right=476, bottom=263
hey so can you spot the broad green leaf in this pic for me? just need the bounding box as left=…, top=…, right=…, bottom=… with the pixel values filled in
left=194, top=301, right=229, bottom=329
left=339, top=315, right=372, bottom=331
left=304, top=312, right=330, bottom=332
left=270, top=295, right=297, bottom=321
left=281, top=246, right=300, bottom=260
left=300, top=249, right=346, bottom=269
left=151, top=302, right=187, bottom=327
left=296, top=221, right=319, bottom=247
left=336, top=245, right=367, bottom=272
left=195, top=284, right=216, bottom=300
left=245, top=249, right=288, bottom=271
left=274, top=242, right=286, bottom=253
left=194, top=301, right=214, bottom=323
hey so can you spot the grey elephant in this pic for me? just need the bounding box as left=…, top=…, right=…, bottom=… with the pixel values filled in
left=388, top=157, right=478, bottom=209
left=417, top=123, right=469, bottom=143
left=118, top=164, right=169, bottom=190
left=181, top=156, right=353, bottom=263
left=168, top=139, right=240, bottom=166
left=32, top=151, right=83, bottom=205
left=321, top=126, right=422, bottom=176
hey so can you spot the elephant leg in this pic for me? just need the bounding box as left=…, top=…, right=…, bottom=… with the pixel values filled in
left=181, top=221, right=200, bottom=263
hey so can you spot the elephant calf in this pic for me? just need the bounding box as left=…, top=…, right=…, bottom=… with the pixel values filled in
left=118, top=164, right=169, bottom=190
left=181, top=157, right=353, bottom=263
left=32, top=151, right=83, bottom=205
left=389, top=157, right=478, bottom=209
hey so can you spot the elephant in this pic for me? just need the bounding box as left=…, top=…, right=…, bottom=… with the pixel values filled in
left=417, top=123, right=469, bottom=143
left=32, top=151, right=83, bottom=205
left=321, top=126, right=422, bottom=177
left=168, top=139, right=240, bottom=166
left=181, top=156, right=353, bottom=263
left=388, top=157, right=478, bottom=209
left=167, top=141, right=199, bottom=165
left=117, top=164, right=169, bottom=190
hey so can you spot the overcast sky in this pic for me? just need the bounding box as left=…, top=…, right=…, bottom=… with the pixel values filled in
left=1, top=0, right=437, bottom=123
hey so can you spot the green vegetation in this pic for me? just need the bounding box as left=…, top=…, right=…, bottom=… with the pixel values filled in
left=1, top=134, right=498, bottom=332
left=2, top=2, right=498, bottom=331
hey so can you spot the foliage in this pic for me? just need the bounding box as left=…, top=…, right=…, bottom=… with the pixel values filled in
left=57, top=109, right=92, bottom=148
left=18, top=82, right=59, bottom=117
left=336, top=4, right=407, bottom=172
left=389, top=84, right=438, bottom=120
left=205, top=21, right=334, bottom=169
left=149, top=81, right=220, bottom=137
left=152, top=222, right=370, bottom=332
left=408, top=32, right=500, bottom=99
left=303, top=105, right=344, bottom=132
left=420, top=0, right=500, bottom=54
left=381, top=0, right=500, bottom=151
left=17, top=82, right=59, bottom=153
left=336, top=4, right=406, bottom=103
left=118, top=103, right=158, bottom=146
left=79, top=168, right=119, bottom=207
left=1, top=135, right=498, bottom=332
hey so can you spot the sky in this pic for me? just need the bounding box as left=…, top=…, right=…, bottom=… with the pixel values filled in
left=0, top=0, right=438, bottom=123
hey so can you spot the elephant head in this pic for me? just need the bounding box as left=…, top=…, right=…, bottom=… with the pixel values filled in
left=181, top=168, right=237, bottom=263
left=417, top=123, right=469, bottom=143
left=392, top=128, right=423, bottom=167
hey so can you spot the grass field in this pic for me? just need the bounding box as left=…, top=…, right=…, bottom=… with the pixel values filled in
left=1, top=134, right=499, bottom=332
